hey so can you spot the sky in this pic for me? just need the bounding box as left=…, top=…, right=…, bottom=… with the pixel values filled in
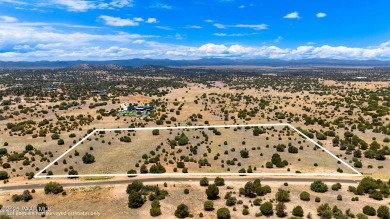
left=0, top=0, right=389, bottom=61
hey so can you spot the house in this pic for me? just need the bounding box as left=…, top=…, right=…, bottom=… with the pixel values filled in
left=43, top=87, right=57, bottom=91
left=120, top=102, right=154, bottom=112
left=91, top=89, right=106, bottom=94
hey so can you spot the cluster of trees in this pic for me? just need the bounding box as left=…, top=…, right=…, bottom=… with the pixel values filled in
left=362, top=205, right=390, bottom=218
left=44, top=182, right=64, bottom=194
left=238, top=179, right=272, bottom=198
left=12, top=190, right=33, bottom=202
left=127, top=181, right=168, bottom=209
left=266, top=153, right=288, bottom=168
left=348, top=177, right=389, bottom=201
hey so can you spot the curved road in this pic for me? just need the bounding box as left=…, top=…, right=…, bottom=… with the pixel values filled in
left=0, top=177, right=361, bottom=191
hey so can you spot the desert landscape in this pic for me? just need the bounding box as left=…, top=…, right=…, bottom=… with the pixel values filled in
left=0, top=65, right=389, bottom=218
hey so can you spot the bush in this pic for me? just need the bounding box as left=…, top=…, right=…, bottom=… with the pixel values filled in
left=242, top=208, right=249, bottom=215
left=310, top=180, right=328, bottom=193
left=12, top=190, right=32, bottom=202
left=260, top=202, right=273, bottom=216
left=253, top=198, right=261, bottom=206
left=275, top=202, right=286, bottom=217
left=337, top=194, right=342, bottom=201
left=240, top=150, right=249, bottom=158
left=200, top=177, right=209, bottom=186
left=0, top=148, right=7, bottom=155
left=206, top=184, right=219, bottom=200
left=82, top=152, right=95, bottom=164
left=44, top=182, right=63, bottom=194
left=152, top=129, right=159, bottom=135
left=288, top=146, right=298, bottom=153
left=331, top=183, right=342, bottom=191
left=128, top=191, right=145, bottom=208
left=126, top=181, right=143, bottom=194
left=225, top=196, right=236, bottom=206
left=37, top=203, right=48, bottom=213
left=354, top=161, right=363, bottom=168
left=150, top=207, right=161, bottom=217
left=215, top=177, right=225, bottom=186
left=243, top=181, right=256, bottom=197
left=217, top=208, right=231, bottom=219
left=177, top=162, right=185, bottom=168
left=204, top=200, right=214, bottom=211
left=120, top=136, right=131, bottom=142
left=25, top=144, right=34, bottom=151
left=127, top=169, right=137, bottom=177
left=149, top=163, right=166, bottom=173
left=175, top=204, right=190, bottom=218
left=370, top=191, right=383, bottom=200
left=275, top=189, right=290, bottom=202
left=0, top=171, right=8, bottom=180
left=377, top=206, right=390, bottom=219
left=300, top=191, right=310, bottom=201
left=356, top=213, right=368, bottom=219
left=178, top=134, right=189, bottom=146
left=362, top=206, right=376, bottom=216
left=292, top=206, right=304, bottom=217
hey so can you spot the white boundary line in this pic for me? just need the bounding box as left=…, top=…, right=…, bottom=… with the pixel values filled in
left=34, top=123, right=363, bottom=178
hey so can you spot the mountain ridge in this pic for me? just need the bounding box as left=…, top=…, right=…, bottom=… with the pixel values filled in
left=0, top=58, right=389, bottom=69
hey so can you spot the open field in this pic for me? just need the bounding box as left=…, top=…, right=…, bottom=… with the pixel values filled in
left=41, top=124, right=357, bottom=177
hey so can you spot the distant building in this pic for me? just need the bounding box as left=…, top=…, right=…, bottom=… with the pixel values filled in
left=43, top=87, right=57, bottom=91
left=120, top=102, right=154, bottom=112
left=91, top=89, right=106, bottom=94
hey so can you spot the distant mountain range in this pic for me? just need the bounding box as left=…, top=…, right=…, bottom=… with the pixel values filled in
left=0, top=58, right=389, bottom=69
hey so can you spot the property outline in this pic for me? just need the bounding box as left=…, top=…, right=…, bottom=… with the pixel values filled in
left=34, top=123, right=363, bottom=178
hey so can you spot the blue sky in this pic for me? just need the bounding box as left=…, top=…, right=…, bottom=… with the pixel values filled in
left=0, top=0, right=389, bottom=61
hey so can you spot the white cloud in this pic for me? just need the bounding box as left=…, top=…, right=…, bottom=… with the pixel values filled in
left=380, top=41, right=390, bottom=47
left=50, top=0, right=133, bottom=12
left=0, top=0, right=27, bottom=4
left=213, top=33, right=226, bottom=36
left=205, top=19, right=214, bottom=23
left=155, top=26, right=173, bottom=30
left=0, top=21, right=155, bottom=51
left=198, top=43, right=228, bottom=54
left=228, top=45, right=255, bottom=54
left=316, top=12, right=327, bottom=18
left=52, top=0, right=97, bottom=12
left=274, top=36, right=283, bottom=43
left=109, top=0, right=133, bottom=8
left=1, top=21, right=390, bottom=61
left=133, top=17, right=144, bottom=22
left=184, top=25, right=203, bottom=29
left=213, top=33, right=256, bottom=37
left=0, top=16, right=18, bottom=22
left=238, top=5, right=245, bottom=8
left=234, top=24, right=268, bottom=30
left=175, top=33, right=184, bottom=40
left=214, top=23, right=226, bottom=29
left=132, top=40, right=145, bottom=44
left=213, top=23, right=267, bottom=30
left=146, top=18, right=157, bottom=23
left=284, top=11, right=300, bottom=19
left=99, top=15, right=138, bottom=26
left=151, top=2, right=172, bottom=9
left=2, top=42, right=390, bottom=61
